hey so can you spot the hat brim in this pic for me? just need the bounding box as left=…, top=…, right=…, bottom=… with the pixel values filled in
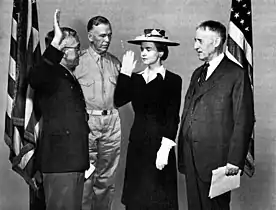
left=127, top=35, right=180, bottom=46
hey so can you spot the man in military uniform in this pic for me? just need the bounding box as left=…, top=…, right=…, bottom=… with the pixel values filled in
left=74, top=16, right=121, bottom=210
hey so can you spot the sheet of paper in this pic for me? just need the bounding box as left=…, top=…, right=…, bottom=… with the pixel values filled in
left=85, top=163, right=95, bottom=179
left=209, top=166, right=241, bottom=199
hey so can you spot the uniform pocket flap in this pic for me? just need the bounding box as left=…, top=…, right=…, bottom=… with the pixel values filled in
left=79, top=79, right=95, bottom=87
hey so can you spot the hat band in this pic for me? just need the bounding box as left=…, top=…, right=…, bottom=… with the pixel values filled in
left=145, top=34, right=168, bottom=39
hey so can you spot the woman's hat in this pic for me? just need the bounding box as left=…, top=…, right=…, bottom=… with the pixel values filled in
left=127, top=29, right=180, bottom=46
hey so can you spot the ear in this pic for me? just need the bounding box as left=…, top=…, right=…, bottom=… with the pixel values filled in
left=213, top=36, right=221, bottom=48
left=88, top=32, right=94, bottom=42
left=158, top=51, right=164, bottom=58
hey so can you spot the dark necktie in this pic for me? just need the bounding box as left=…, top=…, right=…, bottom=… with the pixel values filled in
left=198, top=62, right=209, bottom=86
left=156, top=73, right=163, bottom=81
left=99, top=56, right=104, bottom=69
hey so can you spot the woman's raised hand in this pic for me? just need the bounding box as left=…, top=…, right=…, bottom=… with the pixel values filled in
left=121, top=50, right=137, bottom=76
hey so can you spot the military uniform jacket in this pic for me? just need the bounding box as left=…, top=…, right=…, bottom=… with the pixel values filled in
left=28, top=45, right=89, bottom=173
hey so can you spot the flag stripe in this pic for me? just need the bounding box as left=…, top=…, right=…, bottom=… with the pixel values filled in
left=10, top=37, right=17, bottom=64
left=4, top=114, right=13, bottom=146
left=6, top=95, right=14, bottom=118
left=228, top=22, right=253, bottom=66
left=11, top=19, right=17, bottom=40
left=8, top=57, right=17, bottom=82
left=7, top=75, right=16, bottom=100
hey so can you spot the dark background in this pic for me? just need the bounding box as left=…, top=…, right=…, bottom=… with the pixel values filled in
left=0, top=0, right=275, bottom=209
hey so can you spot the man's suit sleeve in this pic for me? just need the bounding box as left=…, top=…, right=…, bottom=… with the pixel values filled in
left=227, top=68, right=255, bottom=169
left=28, top=45, right=64, bottom=90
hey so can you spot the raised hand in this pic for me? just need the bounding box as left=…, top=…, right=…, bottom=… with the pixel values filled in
left=121, top=50, right=137, bottom=76
left=51, top=9, right=63, bottom=49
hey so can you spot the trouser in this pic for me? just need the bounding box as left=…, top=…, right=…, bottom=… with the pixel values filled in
left=43, top=172, right=85, bottom=210
left=82, top=110, right=121, bottom=210
left=184, top=130, right=231, bottom=210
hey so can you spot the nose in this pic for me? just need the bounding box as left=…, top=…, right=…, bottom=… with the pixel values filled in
left=141, top=49, right=146, bottom=57
left=194, top=41, right=199, bottom=50
left=104, top=35, right=111, bottom=43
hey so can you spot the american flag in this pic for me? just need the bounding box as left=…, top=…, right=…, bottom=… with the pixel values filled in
left=226, top=0, right=255, bottom=177
left=4, top=0, right=42, bottom=190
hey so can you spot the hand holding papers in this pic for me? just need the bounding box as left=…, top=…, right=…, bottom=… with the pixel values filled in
left=209, top=166, right=241, bottom=199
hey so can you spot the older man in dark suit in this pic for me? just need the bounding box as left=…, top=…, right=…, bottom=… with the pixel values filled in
left=28, top=10, right=89, bottom=210
left=178, top=20, right=255, bottom=210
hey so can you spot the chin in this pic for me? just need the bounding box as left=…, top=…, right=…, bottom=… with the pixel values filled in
left=198, top=56, right=206, bottom=61
left=142, top=59, right=149, bottom=65
left=101, top=47, right=108, bottom=53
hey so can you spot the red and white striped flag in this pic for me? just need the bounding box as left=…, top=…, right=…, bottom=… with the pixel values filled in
left=4, top=0, right=41, bottom=186
left=226, top=0, right=255, bottom=177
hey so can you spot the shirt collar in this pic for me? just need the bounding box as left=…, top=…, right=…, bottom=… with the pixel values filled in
left=140, top=65, right=166, bottom=80
left=88, top=46, right=107, bottom=63
left=208, top=53, right=224, bottom=69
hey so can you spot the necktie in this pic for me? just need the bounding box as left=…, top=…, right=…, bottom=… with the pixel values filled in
left=99, top=56, right=104, bottom=69
left=156, top=73, right=163, bottom=81
left=198, top=62, right=209, bottom=86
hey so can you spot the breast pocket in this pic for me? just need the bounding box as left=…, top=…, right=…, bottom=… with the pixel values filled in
left=79, top=79, right=95, bottom=100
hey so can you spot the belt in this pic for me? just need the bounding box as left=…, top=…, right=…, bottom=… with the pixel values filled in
left=86, top=109, right=114, bottom=116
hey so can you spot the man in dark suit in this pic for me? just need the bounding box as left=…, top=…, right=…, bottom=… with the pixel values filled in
left=28, top=10, right=89, bottom=210
left=178, top=20, right=255, bottom=210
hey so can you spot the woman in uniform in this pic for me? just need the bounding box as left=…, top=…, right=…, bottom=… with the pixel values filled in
left=114, top=29, right=182, bottom=210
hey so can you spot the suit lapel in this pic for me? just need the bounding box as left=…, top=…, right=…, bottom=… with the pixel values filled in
left=193, top=57, right=228, bottom=101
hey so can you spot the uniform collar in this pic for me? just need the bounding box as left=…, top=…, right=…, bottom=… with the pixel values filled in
left=88, top=46, right=107, bottom=63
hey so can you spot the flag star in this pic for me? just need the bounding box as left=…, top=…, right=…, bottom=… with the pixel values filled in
left=234, top=13, right=240, bottom=18
left=243, top=4, right=247, bottom=8
left=240, top=19, right=244, bottom=24
left=231, top=8, right=233, bottom=12
left=237, top=0, right=242, bottom=2
left=245, top=27, right=249, bottom=31
left=247, top=11, right=251, bottom=15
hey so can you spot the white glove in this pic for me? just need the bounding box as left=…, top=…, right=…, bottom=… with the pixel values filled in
left=156, top=138, right=176, bottom=170
left=120, top=50, right=137, bottom=77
